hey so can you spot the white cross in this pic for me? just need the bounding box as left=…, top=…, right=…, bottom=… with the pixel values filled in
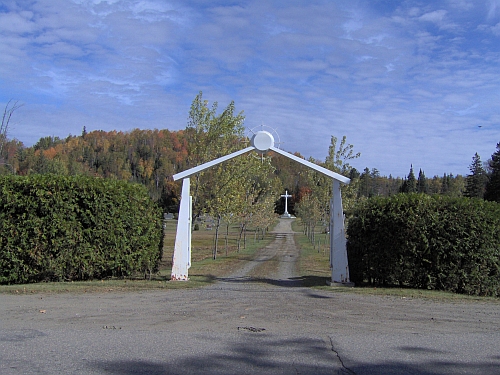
left=281, top=190, right=292, bottom=215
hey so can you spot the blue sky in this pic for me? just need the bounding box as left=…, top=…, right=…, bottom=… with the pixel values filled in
left=1, top=0, right=499, bottom=177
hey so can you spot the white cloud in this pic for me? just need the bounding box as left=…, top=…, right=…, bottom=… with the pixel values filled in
left=491, top=22, right=500, bottom=35
left=447, top=0, right=474, bottom=11
left=0, top=11, right=35, bottom=34
left=488, top=0, right=500, bottom=19
left=1, top=0, right=499, bottom=177
left=419, top=9, right=448, bottom=23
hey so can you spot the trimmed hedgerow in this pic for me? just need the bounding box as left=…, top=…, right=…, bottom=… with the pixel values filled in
left=0, top=175, right=163, bottom=284
left=347, top=194, right=500, bottom=296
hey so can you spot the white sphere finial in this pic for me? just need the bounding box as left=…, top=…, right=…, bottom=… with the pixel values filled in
left=251, top=130, right=274, bottom=152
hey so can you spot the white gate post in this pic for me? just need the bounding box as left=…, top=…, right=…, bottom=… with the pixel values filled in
left=328, top=179, right=352, bottom=285
left=171, top=177, right=192, bottom=280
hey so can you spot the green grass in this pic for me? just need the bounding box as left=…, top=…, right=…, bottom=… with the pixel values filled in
left=292, top=218, right=331, bottom=278
left=328, top=285, right=500, bottom=302
left=0, top=276, right=215, bottom=295
left=0, top=219, right=276, bottom=294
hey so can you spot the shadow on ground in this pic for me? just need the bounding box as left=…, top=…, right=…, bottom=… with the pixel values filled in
left=88, top=334, right=500, bottom=375
left=88, top=360, right=500, bottom=375
left=215, top=275, right=330, bottom=288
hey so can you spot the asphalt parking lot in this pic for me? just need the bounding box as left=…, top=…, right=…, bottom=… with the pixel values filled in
left=1, top=219, right=499, bottom=375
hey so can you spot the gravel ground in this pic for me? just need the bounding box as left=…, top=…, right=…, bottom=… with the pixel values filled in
left=1, top=219, right=500, bottom=375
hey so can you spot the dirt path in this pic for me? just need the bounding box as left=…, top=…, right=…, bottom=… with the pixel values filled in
left=218, top=218, right=300, bottom=285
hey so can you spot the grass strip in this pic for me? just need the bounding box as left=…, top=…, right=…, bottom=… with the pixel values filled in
left=0, top=221, right=276, bottom=294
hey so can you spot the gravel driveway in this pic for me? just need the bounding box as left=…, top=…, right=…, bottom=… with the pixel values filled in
left=1, top=219, right=499, bottom=375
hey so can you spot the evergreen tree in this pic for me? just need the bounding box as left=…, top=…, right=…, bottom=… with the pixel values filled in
left=407, top=165, right=417, bottom=192
left=399, top=178, right=408, bottom=193
left=349, top=167, right=360, bottom=179
left=440, top=173, right=450, bottom=194
left=359, top=167, right=371, bottom=197
left=400, top=165, right=417, bottom=193
left=484, top=142, right=500, bottom=202
left=464, top=152, right=488, bottom=199
left=417, top=169, right=428, bottom=193
left=369, top=168, right=382, bottom=196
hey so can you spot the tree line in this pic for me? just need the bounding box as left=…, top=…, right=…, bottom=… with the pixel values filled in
left=1, top=94, right=500, bottom=224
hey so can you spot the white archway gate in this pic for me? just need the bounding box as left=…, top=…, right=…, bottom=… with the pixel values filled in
left=171, top=130, right=353, bottom=286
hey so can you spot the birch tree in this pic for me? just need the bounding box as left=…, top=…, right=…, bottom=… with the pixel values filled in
left=295, top=135, right=360, bottom=239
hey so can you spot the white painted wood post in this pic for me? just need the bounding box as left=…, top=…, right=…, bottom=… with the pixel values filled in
left=329, top=179, right=352, bottom=285
left=171, top=177, right=192, bottom=280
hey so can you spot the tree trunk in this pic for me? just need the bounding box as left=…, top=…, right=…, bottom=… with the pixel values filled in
left=311, top=223, right=316, bottom=248
left=213, top=214, right=221, bottom=260
left=237, top=223, right=246, bottom=252
left=225, top=223, right=229, bottom=256
left=243, top=225, right=247, bottom=249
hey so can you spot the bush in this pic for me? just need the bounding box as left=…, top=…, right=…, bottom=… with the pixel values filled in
left=0, top=175, right=163, bottom=284
left=347, top=194, right=500, bottom=296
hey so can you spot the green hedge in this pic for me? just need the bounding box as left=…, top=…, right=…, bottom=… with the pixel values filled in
left=0, top=175, right=163, bottom=284
left=347, top=194, right=500, bottom=296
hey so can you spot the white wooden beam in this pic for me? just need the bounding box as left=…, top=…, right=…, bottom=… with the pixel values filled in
left=173, top=146, right=255, bottom=181
left=269, top=146, right=350, bottom=184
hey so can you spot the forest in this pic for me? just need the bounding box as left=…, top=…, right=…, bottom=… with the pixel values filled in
left=1, top=93, right=499, bottom=226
